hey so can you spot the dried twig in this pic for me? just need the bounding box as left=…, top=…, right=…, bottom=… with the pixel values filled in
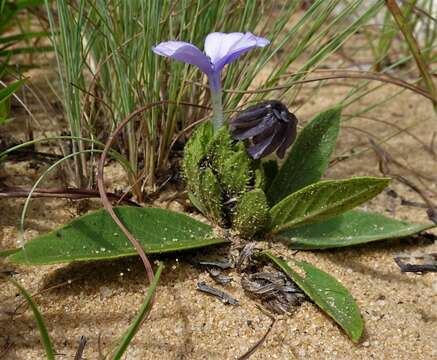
left=237, top=318, right=276, bottom=360
left=394, top=254, right=437, bottom=273
left=0, top=186, right=139, bottom=206
left=196, top=281, right=239, bottom=305
left=206, top=267, right=233, bottom=285
left=225, top=70, right=435, bottom=102
left=73, top=336, right=87, bottom=360
left=12, top=278, right=80, bottom=316
left=0, top=336, right=12, bottom=360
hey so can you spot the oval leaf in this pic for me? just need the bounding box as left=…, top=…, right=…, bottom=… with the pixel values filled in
left=269, top=177, right=390, bottom=233
left=9, top=207, right=227, bottom=265
left=261, top=251, right=363, bottom=342
left=267, top=107, right=341, bottom=205
left=276, top=210, right=435, bottom=249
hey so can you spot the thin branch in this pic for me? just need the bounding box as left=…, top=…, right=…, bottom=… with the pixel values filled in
left=225, top=71, right=434, bottom=101
left=0, top=186, right=139, bottom=206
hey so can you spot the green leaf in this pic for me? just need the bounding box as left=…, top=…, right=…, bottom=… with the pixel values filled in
left=0, top=45, right=52, bottom=57
left=0, top=31, right=50, bottom=45
left=0, top=248, right=19, bottom=259
left=9, top=207, right=227, bottom=265
left=261, top=160, right=279, bottom=191
left=111, top=262, right=163, bottom=359
left=269, top=177, right=390, bottom=233
left=0, top=79, right=24, bottom=102
left=2, top=275, right=55, bottom=359
left=276, top=210, right=435, bottom=249
left=0, top=80, right=25, bottom=123
left=267, top=107, right=341, bottom=205
left=261, top=252, right=363, bottom=343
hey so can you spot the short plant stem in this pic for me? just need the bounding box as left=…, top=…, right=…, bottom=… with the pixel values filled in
left=210, top=87, right=224, bottom=131
left=207, top=72, right=225, bottom=131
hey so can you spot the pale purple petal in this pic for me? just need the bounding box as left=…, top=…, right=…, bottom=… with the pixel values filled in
left=204, top=32, right=270, bottom=72
left=152, top=41, right=213, bottom=75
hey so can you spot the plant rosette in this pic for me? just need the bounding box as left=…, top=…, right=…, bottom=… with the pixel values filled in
left=6, top=33, right=436, bottom=344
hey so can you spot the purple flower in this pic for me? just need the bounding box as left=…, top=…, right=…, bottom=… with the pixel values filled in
left=152, top=32, right=270, bottom=130
left=230, top=100, right=298, bottom=160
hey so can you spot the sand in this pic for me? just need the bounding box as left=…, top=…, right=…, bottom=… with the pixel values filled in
left=1, top=61, right=437, bottom=359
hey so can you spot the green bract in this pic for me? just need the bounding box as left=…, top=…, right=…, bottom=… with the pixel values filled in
left=183, top=122, right=270, bottom=238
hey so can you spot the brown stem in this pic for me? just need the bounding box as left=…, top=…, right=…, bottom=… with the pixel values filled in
left=96, top=100, right=209, bottom=316
left=0, top=186, right=139, bottom=206
left=225, top=71, right=434, bottom=101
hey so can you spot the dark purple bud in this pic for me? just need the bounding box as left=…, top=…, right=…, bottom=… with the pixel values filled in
left=230, top=100, right=298, bottom=159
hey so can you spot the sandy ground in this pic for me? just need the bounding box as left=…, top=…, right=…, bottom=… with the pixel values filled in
left=1, top=62, right=437, bottom=359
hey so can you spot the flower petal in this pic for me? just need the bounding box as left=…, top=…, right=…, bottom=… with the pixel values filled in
left=248, top=127, right=281, bottom=159
left=204, top=32, right=270, bottom=71
left=230, top=103, right=270, bottom=129
left=152, top=41, right=213, bottom=75
left=232, top=114, right=276, bottom=140
left=276, top=114, right=298, bottom=158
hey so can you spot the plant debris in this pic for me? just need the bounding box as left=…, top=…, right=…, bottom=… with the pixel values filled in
left=206, top=267, right=233, bottom=285
left=198, top=259, right=233, bottom=269
left=237, top=317, right=276, bottom=360
left=394, top=253, right=437, bottom=273
left=241, top=271, right=306, bottom=314
left=74, top=336, right=87, bottom=360
left=236, top=242, right=257, bottom=271
left=196, top=281, right=239, bottom=305
left=198, top=258, right=234, bottom=285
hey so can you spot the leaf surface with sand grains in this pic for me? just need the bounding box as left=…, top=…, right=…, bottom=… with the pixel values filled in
left=9, top=207, right=227, bottom=265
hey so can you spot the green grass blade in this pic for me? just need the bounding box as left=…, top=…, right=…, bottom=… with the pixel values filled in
left=0, top=79, right=25, bottom=102
left=111, top=262, right=163, bottom=360
left=385, top=0, right=437, bottom=109
left=3, top=276, right=55, bottom=359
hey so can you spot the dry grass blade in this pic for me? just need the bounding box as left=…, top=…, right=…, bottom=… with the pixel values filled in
left=226, top=71, right=435, bottom=101
left=369, top=138, right=436, bottom=208
left=385, top=0, right=437, bottom=109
